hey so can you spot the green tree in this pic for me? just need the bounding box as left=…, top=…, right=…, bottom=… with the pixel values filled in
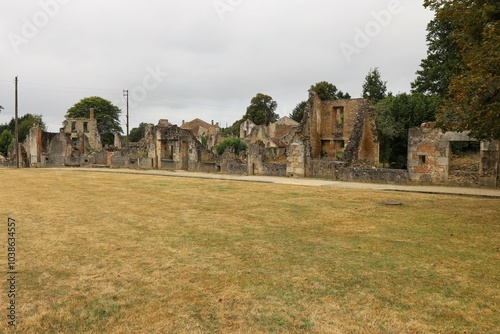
left=310, top=81, right=351, bottom=101
left=362, top=68, right=387, bottom=104
left=129, top=123, right=147, bottom=142
left=289, top=101, right=307, bottom=122
left=216, top=137, right=247, bottom=155
left=66, top=96, right=122, bottom=145
left=0, top=129, right=14, bottom=156
left=243, top=93, right=278, bottom=126
left=375, top=93, right=441, bottom=168
left=221, top=93, right=279, bottom=137
left=411, top=19, right=463, bottom=97
left=221, top=120, right=244, bottom=137
left=7, top=114, right=46, bottom=143
left=423, top=0, right=500, bottom=140
left=0, top=123, right=8, bottom=135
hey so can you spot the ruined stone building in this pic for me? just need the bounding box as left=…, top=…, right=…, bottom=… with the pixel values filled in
left=155, top=121, right=217, bottom=172
left=279, top=92, right=379, bottom=177
left=240, top=116, right=299, bottom=157
left=62, top=108, right=102, bottom=152
left=180, top=118, right=222, bottom=151
left=5, top=95, right=498, bottom=188
left=236, top=91, right=380, bottom=178
left=303, top=93, right=379, bottom=164
left=408, top=124, right=499, bottom=187
left=23, top=108, right=102, bottom=167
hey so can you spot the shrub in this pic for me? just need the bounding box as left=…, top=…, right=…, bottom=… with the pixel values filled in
left=216, top=137, right=247, bottom=156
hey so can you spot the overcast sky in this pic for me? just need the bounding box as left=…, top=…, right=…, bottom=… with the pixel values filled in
left=0, top=0, right=434, bottom=132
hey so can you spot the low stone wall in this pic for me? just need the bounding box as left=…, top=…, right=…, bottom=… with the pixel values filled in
left=190, top=162, right=218, bottom=173
left=263, top=162, right=286, bottom=177
left=227, top=161, right=247, bottom=175
left=336, top=167, right=409, bottom=184
left=159, top=159, right=178, bottom=170
left=308, top=160, right=339, bottom=179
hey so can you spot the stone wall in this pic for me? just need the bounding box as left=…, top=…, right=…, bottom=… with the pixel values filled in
left=227, top=161, right=248, bottom=175
left=480, top=141, right=500, bottom=187
left=357, top=106, right=379, bottom=163
left=336, top=167, right=409, bottom=184
left=63, top=112, right=102, bottom=152
left=408, top=126, right=499, bottom=187
left=302, top=91, right=378, bottom=165
left=308, top=159, right=409, bottom=184
left=308, top=160, right=340, bottom=179
left=263, top=162, right=287, bottom=177
left=156, top=125, right=216, bottom=172
left=286, top=134, right=306, bottom=177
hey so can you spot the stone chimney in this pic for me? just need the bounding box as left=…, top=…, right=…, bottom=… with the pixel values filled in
left=90, top=108, right=95, bottom=119
left=211, top=120, right=214, bottom=125
left=182, top=120, right=185, bottom=125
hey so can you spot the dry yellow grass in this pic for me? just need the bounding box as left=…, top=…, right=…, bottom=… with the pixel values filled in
left=0, top=169, right=499, bottom=333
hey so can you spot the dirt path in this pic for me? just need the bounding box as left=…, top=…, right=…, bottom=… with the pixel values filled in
left=32, top=167, right=500, bottom=198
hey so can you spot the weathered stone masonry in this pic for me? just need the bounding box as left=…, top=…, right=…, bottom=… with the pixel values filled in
left=408, top=125, right=499, bottom=187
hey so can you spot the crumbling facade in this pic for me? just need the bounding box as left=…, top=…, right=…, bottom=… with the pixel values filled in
left=302, top=92, right=379, bottom=164
left=236, top=92, right=380, bottom=178
left=62, top=108, right=102, bottom=152
left=156, top=123, right=217, bottom=172
left=181, top=118, right=222, bottom=151
left=23, top=108, right=102, bottom=167
left=408, top=124, right=499, bottom=187
left=240, top=116, right=299, bottom=151
left=240, top=116, right=299, bottom=176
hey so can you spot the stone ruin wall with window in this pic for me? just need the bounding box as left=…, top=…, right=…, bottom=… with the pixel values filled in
left=408, top=124, right=499, bottom=188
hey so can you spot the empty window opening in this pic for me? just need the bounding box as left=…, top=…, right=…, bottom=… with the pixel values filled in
left=451, top=141, right=480, bottom=157
left=83, top=122, right=88, bottom=133
left=163, top=144, right=174, bottom=159
left=418, top=155, right=426, bottom=165
left=449, top=141, right=480, bottom=186
left=71, top=122, right=77, bottom=133
left=336, top=107, right=344, bottom=128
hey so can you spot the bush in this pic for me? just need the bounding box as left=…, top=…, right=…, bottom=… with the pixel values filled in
left=216, top=137, right=247, bottom=156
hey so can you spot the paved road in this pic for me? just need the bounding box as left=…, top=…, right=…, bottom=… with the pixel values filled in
left=40, top=167, right=500, bottom=198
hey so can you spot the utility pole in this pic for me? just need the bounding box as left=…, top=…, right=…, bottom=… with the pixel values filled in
left=14, top=76, right=19, bottom=168
left=123, top=89, right=129, bottom=147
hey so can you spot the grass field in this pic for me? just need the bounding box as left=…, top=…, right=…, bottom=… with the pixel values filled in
left=0, top=169, right=499, bottom=333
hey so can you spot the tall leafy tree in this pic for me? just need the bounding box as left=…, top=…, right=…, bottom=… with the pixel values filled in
left=7, top=114, right=46, bottom=143
left=221, top=93, right=279, bottom=136
left=310, top=81, right=351, bottom=100
left=375, top=93, right=441, bottom=168
left=0, top=130, right=14, bottom=156
left=289, top=101, right=307, bottom=122
left=243, top=93, right=278, bottom=126
left=362, top=68, right=387, bottom=104
left=129, top=123, right=147, bottom=142
left=66, top=96, right=122, bottom=145
left=423, top=0, right=500, bottom=140
left=411, top=19, right=463, bottom=97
